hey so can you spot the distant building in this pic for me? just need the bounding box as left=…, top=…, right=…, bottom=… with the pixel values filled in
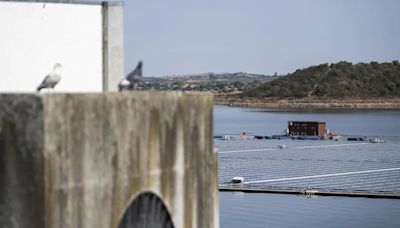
left=288, top=121, right=326, bottom=137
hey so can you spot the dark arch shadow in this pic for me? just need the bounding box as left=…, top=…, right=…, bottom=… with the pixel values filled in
left=118, top=192, right=175, bottom=228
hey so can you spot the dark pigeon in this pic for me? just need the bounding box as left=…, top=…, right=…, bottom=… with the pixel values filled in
left=119, top=61, right=143, bottom=91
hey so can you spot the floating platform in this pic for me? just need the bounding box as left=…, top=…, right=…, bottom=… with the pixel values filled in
left=219, top=186, right=400, bottom=199
left=214, top=134, right=324, bottom=140
left=347, top=137, right=367, bottom=141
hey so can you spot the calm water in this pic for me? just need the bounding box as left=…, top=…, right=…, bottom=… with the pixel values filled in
left=214, top=105, right=400, bottom=136
left=215, top=105, right=400, bottom=228
left=220, top=192, right=400, bottom=228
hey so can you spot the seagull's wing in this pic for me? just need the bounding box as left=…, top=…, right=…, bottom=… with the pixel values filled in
left=37, top=75, right=50, bottom=91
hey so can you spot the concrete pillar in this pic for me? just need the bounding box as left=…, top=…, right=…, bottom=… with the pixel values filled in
left=0, top=92, right=218, bottom=228
left=102, top=2, right=124, bottom=92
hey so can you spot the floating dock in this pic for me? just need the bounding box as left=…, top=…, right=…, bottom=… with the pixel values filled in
left=219, top=187, right=400, bottom=199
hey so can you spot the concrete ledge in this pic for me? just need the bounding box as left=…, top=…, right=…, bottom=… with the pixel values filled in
left=0, top=92, right=218, bottom=228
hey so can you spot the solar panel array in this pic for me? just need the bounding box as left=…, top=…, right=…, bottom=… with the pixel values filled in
left=217, top=137, right=400, bottom=195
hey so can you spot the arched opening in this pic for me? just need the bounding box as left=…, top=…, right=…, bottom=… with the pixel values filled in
left=118, top=192, right=174, bottom=228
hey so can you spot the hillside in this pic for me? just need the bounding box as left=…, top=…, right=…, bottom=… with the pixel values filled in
left=141, top=72, right=276, bottom=93
left=243, top=61, right=400, bottom=98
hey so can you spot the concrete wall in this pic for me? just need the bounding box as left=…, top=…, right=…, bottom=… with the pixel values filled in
left=0, top=1, right=124, bottom=92
left=0, top=92, right=218, bottom=228
left=102, top=2, right=125, bottom=92
left=0, top=1, right=103, bottom=92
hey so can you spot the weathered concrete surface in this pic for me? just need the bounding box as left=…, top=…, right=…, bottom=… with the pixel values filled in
left=0, top=92, right=218, bottom=228
left=102, top=2, right=124, bottom=92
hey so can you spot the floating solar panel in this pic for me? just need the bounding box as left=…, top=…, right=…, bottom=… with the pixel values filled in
left=217, top=137, right=400, bottom=195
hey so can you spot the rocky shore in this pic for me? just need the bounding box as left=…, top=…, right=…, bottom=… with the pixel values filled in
left=214, top=95, right=400, bottom=109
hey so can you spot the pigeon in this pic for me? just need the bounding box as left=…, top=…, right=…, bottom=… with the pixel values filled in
left=37, top=63, right=62, bottom=92
left=119, top=61, right=143, bottom=91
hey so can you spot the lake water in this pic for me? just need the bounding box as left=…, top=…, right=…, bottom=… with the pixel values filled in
left=214, top=105, right=400, bottom=136
left=220, top=192, right=400, bottom=228
left=215, top=105, right=400, bottom=228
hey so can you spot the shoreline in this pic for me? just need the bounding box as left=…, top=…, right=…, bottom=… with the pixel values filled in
left=214, top=95, right=400, bottom=109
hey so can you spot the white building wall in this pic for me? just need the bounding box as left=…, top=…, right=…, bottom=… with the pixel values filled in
left=0, top=2, right=103, bottom=92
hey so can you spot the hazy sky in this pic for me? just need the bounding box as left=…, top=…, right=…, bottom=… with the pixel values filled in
left=123, top=0, right=400, bottom=77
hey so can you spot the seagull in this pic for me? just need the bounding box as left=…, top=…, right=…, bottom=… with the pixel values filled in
left=37, top=63, right=62, bottom=92
left=119, top=61, right=143, bottom=91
